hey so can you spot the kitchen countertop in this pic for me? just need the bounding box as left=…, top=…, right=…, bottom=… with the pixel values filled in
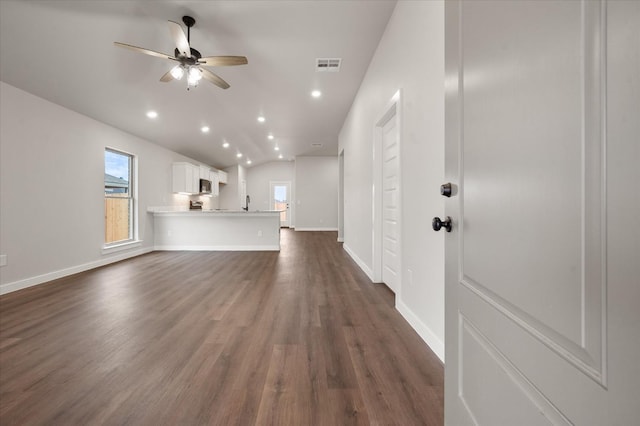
left=147, top=208, right=282, bottom=217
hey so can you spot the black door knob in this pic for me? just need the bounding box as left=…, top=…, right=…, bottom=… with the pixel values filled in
left=432, top=216, right=452, bottom=232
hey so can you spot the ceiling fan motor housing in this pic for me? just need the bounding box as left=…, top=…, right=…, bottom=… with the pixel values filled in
left=174, top=47, right=202, bottom=63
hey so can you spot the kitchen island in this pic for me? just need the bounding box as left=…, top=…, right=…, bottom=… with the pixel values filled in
left=148, top=209, right=282, bottom=251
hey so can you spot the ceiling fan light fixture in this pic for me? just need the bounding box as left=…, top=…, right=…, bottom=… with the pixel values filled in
left=187, top=67, right=203, bottom=86
left=170, top=65, right=184, bottom=80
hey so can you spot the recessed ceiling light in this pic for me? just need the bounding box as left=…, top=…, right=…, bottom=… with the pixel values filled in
left=201, top=126, right=210, bottom=133
left=236, top=153, right=243, bottom=158
left=146, top=111, right=158, bottom=119
left=278, top=154, right=283, bottom=159
left=274, top=146, right=280, bottom=151
left=246, top=159, right=252, bottom=165
left=267, top=134, right=274, bottom=140
left=222, top=142, right=230, bottom=148
left=257, top=116, right=266, bottom=123
left=311, top=90, right=322, bottom=98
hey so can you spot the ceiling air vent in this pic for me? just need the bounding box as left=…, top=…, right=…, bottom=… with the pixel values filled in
left=316, top=58, right=341, bottom=72
left=311, top=143, right=323, bottom=148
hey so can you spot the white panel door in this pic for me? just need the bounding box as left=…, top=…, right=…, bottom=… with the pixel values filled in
left=444, top=1, right=640, bottom=425
left=382, top=113, right=400, bottom=292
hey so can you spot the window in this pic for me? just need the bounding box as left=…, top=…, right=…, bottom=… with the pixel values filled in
left=104, top=148, right=135, bottom=245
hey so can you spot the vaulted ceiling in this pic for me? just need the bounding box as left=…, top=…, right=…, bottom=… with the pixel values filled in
left=0, top=0, right=397, bottom=169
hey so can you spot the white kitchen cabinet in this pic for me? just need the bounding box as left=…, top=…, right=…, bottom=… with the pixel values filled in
left=172, top=162, right=199, bottom=194
left=199, top=165, right=211, bottom=181
left=209, top=170, right=220, bottom=197
left=217, top=170, right=228, bottom=184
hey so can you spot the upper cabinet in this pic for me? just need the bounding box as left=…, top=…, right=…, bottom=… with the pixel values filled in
left=172, top=162, right=200, bottom=194
left=199, top=165, right=211, bottom=181
left=173, top=162, right=222, bottom=195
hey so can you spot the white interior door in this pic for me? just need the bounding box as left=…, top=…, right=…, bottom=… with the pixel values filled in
left=270, top=181, right=290, bottom=227
left=382, top=111, right=400, bottom=292
left=338, top=150, right=345, bottom=242
left=444, top=1, right=640, bottom=424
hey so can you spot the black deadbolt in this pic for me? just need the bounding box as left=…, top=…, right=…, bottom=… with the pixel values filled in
left=432, top=216, right=452, bottom=232
left=440, top=183, right=453, bottom=197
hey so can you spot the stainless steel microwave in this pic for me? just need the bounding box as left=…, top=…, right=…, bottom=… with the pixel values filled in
left=199, top=179, right=212, bottom=194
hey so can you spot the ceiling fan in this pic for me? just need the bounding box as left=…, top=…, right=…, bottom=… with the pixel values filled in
left=114, top=16, right=247, bottom=90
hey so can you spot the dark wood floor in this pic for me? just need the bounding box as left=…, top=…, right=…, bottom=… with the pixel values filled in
left=0, top=230, right=443, bottom=425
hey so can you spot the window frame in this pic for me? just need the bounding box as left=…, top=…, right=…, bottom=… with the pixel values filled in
left=104, top=147, right=138, bottom=248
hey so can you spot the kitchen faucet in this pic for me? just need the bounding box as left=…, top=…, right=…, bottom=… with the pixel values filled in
left=243, top=195, right=250, bottom=211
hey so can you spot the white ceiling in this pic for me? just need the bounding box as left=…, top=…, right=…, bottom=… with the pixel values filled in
left=0, top=0, right=397, bottom=169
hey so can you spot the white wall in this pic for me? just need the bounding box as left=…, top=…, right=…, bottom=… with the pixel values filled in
left=295, top=156, right=339, bottom=231
left=0, top=82, right=215, bottom=294
left=238, top=164, right=247, bottom=209
left=246, top=160, right=295, bottom=219
left=219, top=164, right=247, bottom=210
left=338, top=1, right=445, bottom=360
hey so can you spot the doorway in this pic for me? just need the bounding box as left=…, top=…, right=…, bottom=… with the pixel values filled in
left=270, top=181, right=291, bottom=228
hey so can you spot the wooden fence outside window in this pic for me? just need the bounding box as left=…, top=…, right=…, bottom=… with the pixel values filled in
left=105, top=195, right=130, bottom=244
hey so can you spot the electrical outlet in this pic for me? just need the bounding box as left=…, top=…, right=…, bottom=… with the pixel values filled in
left=407, top=268, right=413, bottom=286
left=168, top=230, right=173, bottom=237
left=0, top=254, right=7, bottom=267
left=257, top=230, right=263, bottom=237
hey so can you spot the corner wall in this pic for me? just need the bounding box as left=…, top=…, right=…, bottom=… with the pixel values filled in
left=338, top=1, right=445, bottom=360
left=0, top=82, right=214, bottom=294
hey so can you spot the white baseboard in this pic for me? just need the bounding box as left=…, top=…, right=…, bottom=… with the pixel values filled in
left=294, top=227, right=338, bottom=232
left=396, top=299, right=445, bottom=363
left=0, top=247, right=154, bottom=296
left=343, top=243, right=374, bottom=281
left=154, top=245, right=280, bottom=251
left=337, top=237, right=344, bottom=243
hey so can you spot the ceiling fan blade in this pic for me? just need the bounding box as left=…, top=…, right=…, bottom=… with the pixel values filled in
left=201, top=68, right=230, bottom=89
left=114, top=42, right=176, bottom=61
left=159, top=69, right=174, bottom=82
left=168, top=20, right=191, bottom=58
left=198, top=56, right=248, bottom=67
